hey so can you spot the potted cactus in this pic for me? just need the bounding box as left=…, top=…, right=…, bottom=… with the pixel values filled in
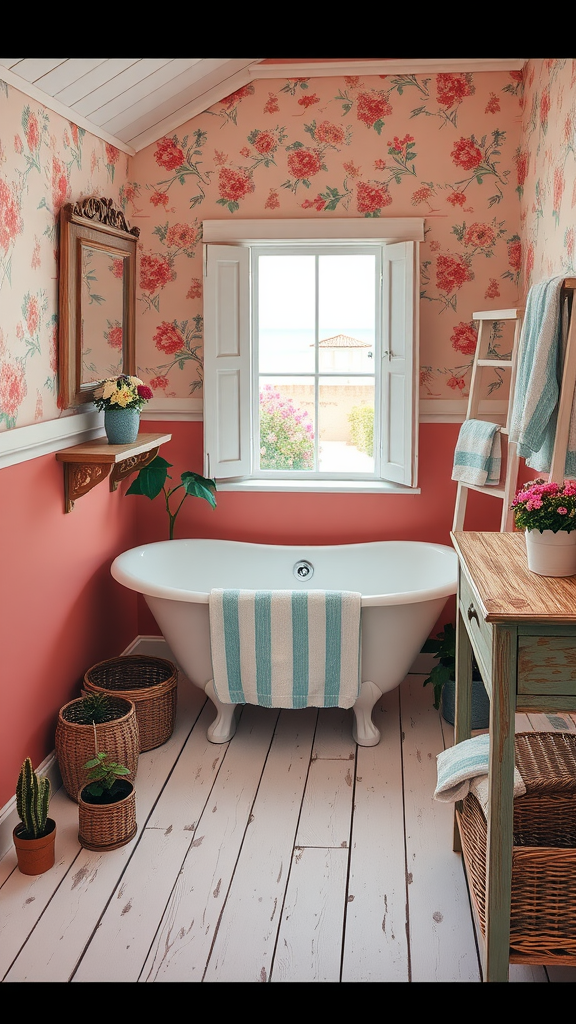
left=77, top=739, right=137, bottom=851
left=13, top=758, right=56, bottom=875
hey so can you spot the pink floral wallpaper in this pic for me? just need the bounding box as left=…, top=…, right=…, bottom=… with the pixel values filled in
left=129, top=70, right=524, bottom=404
left=1, top=60, right=576, bottom=432
left=0, top=78, right=128, bottom=429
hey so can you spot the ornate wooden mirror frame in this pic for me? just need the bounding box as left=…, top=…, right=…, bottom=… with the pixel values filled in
left=58, top=196, right=140, bottom=409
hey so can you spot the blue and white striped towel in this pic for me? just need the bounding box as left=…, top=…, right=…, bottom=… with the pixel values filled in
left=508, top=275, right=571, bottom=474
left=434, top=733, right=526, bottom=814
left=208, top=589, right=362, bottom=709
left=451, top=419, right=502, bottom=486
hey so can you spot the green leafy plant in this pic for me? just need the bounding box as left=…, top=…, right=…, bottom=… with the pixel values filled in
left=126, top=455, right=217, bottom=539
left=70, top=693, right=117, bottom=725
left=16, top=758, right=51, bottom=839
left=348, top=405, right=374, bottom=457
left=82, top=751, right=131, bottom=800
left=420, top=622, right=482, bottom=710
left=511, top=478, right=576, bottom=532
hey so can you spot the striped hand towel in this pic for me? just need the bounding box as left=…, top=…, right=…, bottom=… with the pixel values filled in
left=508, top=275, right=568, bottom=474
left=451, top=419, right=502, bottom=486
left=209, top=589, right=362, bottom=709
left=434, top=733, right=526, bottom=805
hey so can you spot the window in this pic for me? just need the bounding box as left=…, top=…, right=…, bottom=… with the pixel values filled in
left=202, top=219, right=423, bottom=491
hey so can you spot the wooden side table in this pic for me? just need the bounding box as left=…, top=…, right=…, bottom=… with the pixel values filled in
left=450, top=531, right=576, bottom=982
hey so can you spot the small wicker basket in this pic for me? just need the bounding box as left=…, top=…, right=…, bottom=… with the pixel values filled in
left=56, top=695, right=139, bottom=803
left=83, top=655, right=178, bottom=752
left=458, top=731, right=576, bottom=966
left=77, top=782, right=137, bottom=852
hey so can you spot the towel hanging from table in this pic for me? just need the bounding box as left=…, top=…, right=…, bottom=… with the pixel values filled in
left=208, top=588, right=362, bottom=709
left=434, top=733, right=526, bottom=817
left=451, top=419, right=502, bottom=486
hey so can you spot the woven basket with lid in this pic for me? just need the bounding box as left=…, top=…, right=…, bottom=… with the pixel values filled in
left=83, top=655, right=178, bottom=752
left=55, top=695, right=139, bottom=803
left=459, top=731, right=576, bottom=966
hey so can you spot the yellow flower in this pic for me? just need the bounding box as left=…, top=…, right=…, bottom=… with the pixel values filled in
left=109, top=386, right=134, bottom=407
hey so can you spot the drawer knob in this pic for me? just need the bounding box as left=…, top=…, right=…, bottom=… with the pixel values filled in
left=467, top=603, right=479, bottom=625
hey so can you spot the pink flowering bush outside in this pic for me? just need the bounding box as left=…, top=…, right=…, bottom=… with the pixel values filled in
left=259, top=385, right=314, bottom=470
left=511, top=479, right=576, bottom=532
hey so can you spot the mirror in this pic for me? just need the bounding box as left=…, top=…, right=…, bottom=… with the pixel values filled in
left=58, top=196, right=139, bottom=409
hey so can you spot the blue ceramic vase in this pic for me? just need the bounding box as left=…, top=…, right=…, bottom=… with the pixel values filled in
left=104, top=407, right=140, bottom=445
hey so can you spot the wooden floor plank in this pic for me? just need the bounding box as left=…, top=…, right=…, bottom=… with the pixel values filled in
left=401, top=675, right=482, bottom=983
left=203, top=708, right=317, bottom=982
left=342, top=689, right=410, bottom=982
left=139, top=705, right=279, bottom=982
left=313, top=707, right=356, bottom=760
left=295, top=758, right=354, bottom=849
left=271, top=847, right=348, bottom=982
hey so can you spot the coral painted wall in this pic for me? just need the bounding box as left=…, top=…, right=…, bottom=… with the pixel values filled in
left=1, top=58, right=576, bottom=812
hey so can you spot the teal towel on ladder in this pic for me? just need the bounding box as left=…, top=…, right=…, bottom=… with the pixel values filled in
left=508, top=275, right=570, bottom=474
left=209, top=589, right=362, bottom=709
left=451, top=419, right=502, bottom=486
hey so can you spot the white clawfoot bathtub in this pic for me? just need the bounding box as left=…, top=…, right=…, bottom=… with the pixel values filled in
left=111, top=539, right=457, bottom=747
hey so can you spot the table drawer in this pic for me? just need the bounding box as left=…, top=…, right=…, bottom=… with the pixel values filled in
left=459, top=569, right=492, bottom=684
left=518, top=635, right=576, bottom=697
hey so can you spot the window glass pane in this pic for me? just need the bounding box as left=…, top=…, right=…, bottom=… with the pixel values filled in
left=258, top=255, right=315, bottom=373
left=259, top=377, right=316, bottom=471
left=318, top=376, right=375, bottom=473
left=318, top=254, right=375, bottom=373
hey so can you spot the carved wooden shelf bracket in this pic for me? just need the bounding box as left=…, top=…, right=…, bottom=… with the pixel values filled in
left=56, top=433, right=171, bottom=513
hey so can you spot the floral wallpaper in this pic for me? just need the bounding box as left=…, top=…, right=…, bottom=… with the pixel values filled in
left=2, top=61, right=576, bottom=432
left=129, top=70, right=524, bottom=405
left=0, top=78, right=127, bottom=430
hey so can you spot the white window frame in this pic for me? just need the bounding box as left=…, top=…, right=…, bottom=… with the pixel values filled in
left=202, top=219, right=423, bottom=494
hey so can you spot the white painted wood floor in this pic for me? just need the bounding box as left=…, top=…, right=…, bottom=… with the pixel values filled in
left=2, top=653, right=576, bottom=984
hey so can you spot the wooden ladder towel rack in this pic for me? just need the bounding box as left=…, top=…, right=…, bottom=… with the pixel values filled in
left=452, top=306, right=524, bottom=533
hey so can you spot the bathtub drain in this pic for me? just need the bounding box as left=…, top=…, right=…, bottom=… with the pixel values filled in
left=293, top=560, right=314, bottom=580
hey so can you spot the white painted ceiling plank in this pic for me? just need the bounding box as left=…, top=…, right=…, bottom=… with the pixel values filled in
left=98, top=58, right=238, bottom=136
left=122, top=64, right=259, bottom=150
left=87, top=58, right=205, bottom=129
left=72, top=57, right=173, bottom=119
left=8, top=58, right=67, bottom=82
left=32, top=58, right=109, bottom=96
left=55, top=58, right=142, bottom=106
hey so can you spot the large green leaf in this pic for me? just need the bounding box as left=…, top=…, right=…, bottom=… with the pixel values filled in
left=181, top=471, right=217, bottom=508
left=126, top=455, right=172, bottom=499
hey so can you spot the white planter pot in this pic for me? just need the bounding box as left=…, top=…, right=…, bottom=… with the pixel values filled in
left=525, top=529, right=576, bottom=577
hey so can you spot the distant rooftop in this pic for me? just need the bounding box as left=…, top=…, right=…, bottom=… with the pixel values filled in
left=316, top=334, right=371, bottom=348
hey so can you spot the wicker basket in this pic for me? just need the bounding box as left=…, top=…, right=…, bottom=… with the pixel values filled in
left=77, top=782, right=137, bottom=851
left=83, top=655, right=178, bottom=752
left=459, top=731, right=576, bottom=966
left=55, top=696, right=139, bottom=803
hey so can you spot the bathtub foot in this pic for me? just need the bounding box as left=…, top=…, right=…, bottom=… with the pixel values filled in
left=204, top=680, right=238, bottom=743
left=352, top=680, right=382, bottom=747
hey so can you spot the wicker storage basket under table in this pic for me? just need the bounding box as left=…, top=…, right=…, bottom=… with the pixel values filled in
left=458, top=731, right=576, bottom=966
left=83, top=655, right=178, bottom=752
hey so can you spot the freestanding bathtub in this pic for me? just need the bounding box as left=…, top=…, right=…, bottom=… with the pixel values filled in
left=110, top=538, right=458, bottom=747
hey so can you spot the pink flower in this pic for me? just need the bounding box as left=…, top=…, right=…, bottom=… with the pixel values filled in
left=558, top=507, right=568, bottom=515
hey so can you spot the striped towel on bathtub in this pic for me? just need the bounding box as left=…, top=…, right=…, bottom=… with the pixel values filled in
left=208, top=589, right=362, bottom=709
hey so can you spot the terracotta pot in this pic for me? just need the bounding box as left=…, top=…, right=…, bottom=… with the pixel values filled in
left=13, top=818, right=56, bottom=875
left=77, top=782, right=137, bottom=852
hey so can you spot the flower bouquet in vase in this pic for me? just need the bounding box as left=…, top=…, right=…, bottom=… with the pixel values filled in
left=93, top=375, right=153, bottom=444
left=510, top=478, right=576, bottom=577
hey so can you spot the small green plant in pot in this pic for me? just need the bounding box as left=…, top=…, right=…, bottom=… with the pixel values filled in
left=126, top=455, right=217, bottom=539
left=421, top=622, right=490, bottom=729
left=13, top=758, right=56, bottom=874
left=77, top=730, right=137, bottom=851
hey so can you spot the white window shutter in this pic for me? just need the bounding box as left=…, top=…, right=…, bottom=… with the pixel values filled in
left=381, top=240, right=418, bottom=486
left=203, top=244, right=251, bottom=479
